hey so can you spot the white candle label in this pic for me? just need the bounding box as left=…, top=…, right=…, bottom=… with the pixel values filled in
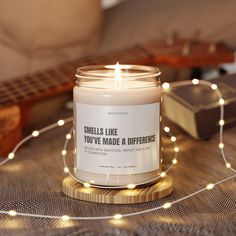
left=76, top=102, right=160, bottom=175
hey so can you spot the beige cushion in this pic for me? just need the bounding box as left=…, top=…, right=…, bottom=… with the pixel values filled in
left=0, top=0, right=102, bottom=80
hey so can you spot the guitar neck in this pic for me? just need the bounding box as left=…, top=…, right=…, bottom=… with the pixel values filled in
left=0, top=45, right=151, bottom=107
left=0, top=38, right=234, bottom=107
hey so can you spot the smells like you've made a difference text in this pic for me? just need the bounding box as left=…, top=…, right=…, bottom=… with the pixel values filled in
left=84, top=126, right=155, bottom=146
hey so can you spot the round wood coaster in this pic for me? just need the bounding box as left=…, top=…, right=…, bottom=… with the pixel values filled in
left=62, top=176, right=173, bottom=204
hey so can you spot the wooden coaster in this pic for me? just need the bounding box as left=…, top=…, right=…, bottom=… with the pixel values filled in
left=62, top=176, right=173, bottom=204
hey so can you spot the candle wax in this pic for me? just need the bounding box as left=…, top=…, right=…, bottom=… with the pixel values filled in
left=74, top=80, right=162, bottom=186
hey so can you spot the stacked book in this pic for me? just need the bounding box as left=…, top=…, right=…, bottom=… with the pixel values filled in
left=163, top=74, right=236, bottom=139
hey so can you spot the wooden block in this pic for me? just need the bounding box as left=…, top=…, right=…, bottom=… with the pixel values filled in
left=0, top=105, right=22, bottom=156
left=62, top=175, right=173, bottom=204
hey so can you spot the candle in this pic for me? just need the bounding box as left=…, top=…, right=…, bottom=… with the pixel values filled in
left=73, top=64, right=162, bottom=186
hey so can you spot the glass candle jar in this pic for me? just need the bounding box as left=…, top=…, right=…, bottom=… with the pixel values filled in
left=73, top=64, right=162, bottom=187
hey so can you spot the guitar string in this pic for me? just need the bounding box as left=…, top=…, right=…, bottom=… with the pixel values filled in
left=0, top=40, right=197, bottom=102
left=0, top=50, right=149, bottom=104
left=0, top=40, right=222, bottom=104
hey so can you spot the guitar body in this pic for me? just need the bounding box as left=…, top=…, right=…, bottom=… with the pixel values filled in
left=0, top=105, right=22, bottom=156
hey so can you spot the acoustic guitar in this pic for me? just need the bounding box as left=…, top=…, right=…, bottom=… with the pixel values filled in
left=0, top=38, right=234, bottom=156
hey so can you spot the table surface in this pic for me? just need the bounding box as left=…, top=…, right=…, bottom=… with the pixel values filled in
left=0, top=108, right=235, bottom=236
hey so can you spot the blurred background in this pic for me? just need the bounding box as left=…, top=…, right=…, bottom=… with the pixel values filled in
left=1, top=0, right=236, bottom=81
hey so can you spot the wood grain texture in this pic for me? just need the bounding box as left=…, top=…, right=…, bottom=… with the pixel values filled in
left=0, top=105, right=22, bottom=155
left=62, top=175, right=173, bottom=204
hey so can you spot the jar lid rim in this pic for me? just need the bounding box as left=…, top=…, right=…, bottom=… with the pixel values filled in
left=76, top=64, right=161, bottom=80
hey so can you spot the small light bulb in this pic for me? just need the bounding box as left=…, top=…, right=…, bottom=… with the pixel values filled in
left=83, top=182, right=91, bottom=188
left=160, top=172, right=166, bottom=177
left=219, top=143, right=224, bottom=149
left=174, top=147, right=179, bottom=152
left=8, top=152, right=15, bottom=160
left=162, top=82, right=170, bottom=90
left=61, top=150, right=67, bottom=155
left=219, top=99, right=225, bottom=105
left=219, top=120, right=224, bottom=126
left=226, top=163, right=231, bottom=168
left=127, top=184, right=136, bottom=189
left=161, top=158, right=163, bottom=163
left=8, top=210, right=17, bottom=216
left=163, top=202, right=172, bottom=209
left=113, top=214, right=122, bottom=220
left=64, top=167, right=69, bottom=173
left=66, top=134, right=72, bottom=140
left=206, top=183, right=214, bottom=190
left=61, top=215, right=70, bottom=221
left=58, top=120, right=65, bottom=126
left=32, top=130, right=39, bottom=137
left=172, top=159, right=178, bottom=164
left=211, top=84, right=218, bottom=90
left=171, top=136, right=176, bottom=142
left=164, top=126, right=170, bottom=133
left=192, top=79, right=199, bottom=85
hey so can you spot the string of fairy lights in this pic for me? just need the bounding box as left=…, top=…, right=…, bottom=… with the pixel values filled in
left=0, top=79, right=235, bottom=222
